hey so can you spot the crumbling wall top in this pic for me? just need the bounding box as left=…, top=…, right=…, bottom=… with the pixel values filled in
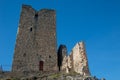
left=22, top=4, right=55, bottom=14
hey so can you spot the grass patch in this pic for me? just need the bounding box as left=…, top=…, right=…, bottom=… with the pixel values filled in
left=65, top=71, right=80, bottom=76
left=48, top=73, right=61, bottom=79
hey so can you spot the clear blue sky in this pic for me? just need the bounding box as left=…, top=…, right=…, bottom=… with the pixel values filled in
left=0, top=0, right=120, bottom=80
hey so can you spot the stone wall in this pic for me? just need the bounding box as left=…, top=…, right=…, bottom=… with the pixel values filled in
left=61, top=42, right=90, bottom=76
left=57, top=45, right=67, bottom=72
left=69, top=42, right=90, bottom=76
left=12, top=5, right=57, bottom=73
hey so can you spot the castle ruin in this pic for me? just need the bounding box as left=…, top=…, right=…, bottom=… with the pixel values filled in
left=12, top=5, right=90, bottom=76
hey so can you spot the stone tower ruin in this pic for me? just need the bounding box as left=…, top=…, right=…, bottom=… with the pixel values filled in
left=12, top=5, right=57, bottom=73
left=12, top=5, right=91, bottom=77
left=69, top=42, right=90, bottom=76
left=58, top=42, right=90, bottom=76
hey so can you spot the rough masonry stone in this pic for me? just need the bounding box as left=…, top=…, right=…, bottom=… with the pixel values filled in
left=12, top=4, right=57, bottom=73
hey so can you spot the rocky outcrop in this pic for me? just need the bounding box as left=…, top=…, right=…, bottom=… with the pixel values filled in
left=0, top=72, right=105, bottom=80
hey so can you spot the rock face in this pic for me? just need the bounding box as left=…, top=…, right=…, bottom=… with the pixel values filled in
left=12, top=5, right=57, bottom=73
